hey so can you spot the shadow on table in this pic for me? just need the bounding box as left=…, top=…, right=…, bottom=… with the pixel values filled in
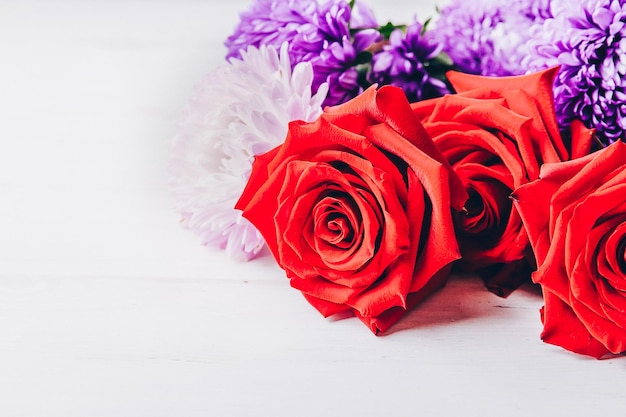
left=382, top=273, right=543, bottom=335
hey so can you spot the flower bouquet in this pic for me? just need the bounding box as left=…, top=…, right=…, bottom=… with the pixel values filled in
left=169, top=0, right=626, bottom=358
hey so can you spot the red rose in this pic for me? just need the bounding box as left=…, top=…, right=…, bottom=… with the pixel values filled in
left=236, top=85, right=467, bottom=333
left=411, top=68, right=593, bottom=296
left=513, top=141, right=626, bottom=358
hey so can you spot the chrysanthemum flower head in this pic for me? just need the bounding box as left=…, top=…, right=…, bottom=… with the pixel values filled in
left=169, top=44, right=328, bottom=260
left=224, top=0, right=380, bottom=106
left=525, top=0, right=626, bottom=143
left=431, top=0, right=549, bottom=76
left=368, top=21, right=450, bottom=102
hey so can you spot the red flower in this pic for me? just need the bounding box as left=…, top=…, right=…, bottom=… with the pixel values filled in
left=236, top=85, right=467, bottom=333
left=513, top=141, right=626, bottom=358
left=411, top=68, right=594, bottom=296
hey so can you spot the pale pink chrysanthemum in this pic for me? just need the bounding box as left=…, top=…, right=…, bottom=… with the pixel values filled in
left=169, top=44, right=328, bottom=260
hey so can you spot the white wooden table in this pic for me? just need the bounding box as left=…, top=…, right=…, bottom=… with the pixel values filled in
left=1, top=1, right=623, bottom=415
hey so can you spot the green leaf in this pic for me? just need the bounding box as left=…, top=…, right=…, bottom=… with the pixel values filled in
left=353, top=51, right=372, bottom=66
left=428, top=52, right=454, bottom=68
left=377, top=22, right=407, bottom=39
left=355, top=62, right=373, bottom=90
left=422, top=17, right=432, bottom=34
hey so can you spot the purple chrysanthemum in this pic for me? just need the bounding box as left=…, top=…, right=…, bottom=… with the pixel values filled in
left=368, top=22, right=450, bottom=102
left=225, top=0, right=380, bottom=106
left=309, top=29, right=380, bottom=105
left=525, top=0, right=626, bottom=143
left=431, top=0, right=549, bottom=76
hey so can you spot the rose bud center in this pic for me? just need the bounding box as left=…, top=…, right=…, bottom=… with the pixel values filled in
left=617, top=236, right=626, bottom=274
left=313, top=197, right=357, bottom=249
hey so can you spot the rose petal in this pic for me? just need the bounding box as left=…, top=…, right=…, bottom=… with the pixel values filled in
left=502, top=89, right=568, bottom=166
left=570, top=292, right=626, bottom=354
left=447, top=67, right=563, bottom=154
left=355, top=264, right=450, bottom=334
left=327, top=85, right=468, bottom=210
left=278, top=162, right=380, bottom=284
left=568, top=119, right=594, bottom=160
left=363, top=125, right=462, bottom=286
left=302, top=291, right=352, bottom=317
left=348, top=171, right=427, bottom=317
left=600, top=220, right=626, bottom=291
left=540, top=291, right=611, bottom=358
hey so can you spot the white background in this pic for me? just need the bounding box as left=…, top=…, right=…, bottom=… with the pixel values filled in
left=1, top=0, right=624, bottom=416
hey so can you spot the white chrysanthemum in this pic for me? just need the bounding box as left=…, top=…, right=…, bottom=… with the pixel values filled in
left=169, top=44, right=328, bottom=260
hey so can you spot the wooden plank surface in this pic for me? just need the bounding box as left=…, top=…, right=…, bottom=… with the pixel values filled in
left=0, top=1, right=624, bottom=415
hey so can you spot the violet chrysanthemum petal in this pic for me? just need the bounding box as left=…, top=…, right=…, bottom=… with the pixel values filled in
left=525, top=0, right=626, bottom=143
left=368, top=21, right=450, bottom=102
left=431, top=0, right=550, bottom=76
left=225, top=0, right=380, bottom=106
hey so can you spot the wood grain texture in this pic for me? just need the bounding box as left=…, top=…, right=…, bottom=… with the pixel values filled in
left=0, top=1, right=624, bottom=416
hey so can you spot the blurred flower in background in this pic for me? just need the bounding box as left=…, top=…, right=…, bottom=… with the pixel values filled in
left=429, top=0, right=550, bottom=76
